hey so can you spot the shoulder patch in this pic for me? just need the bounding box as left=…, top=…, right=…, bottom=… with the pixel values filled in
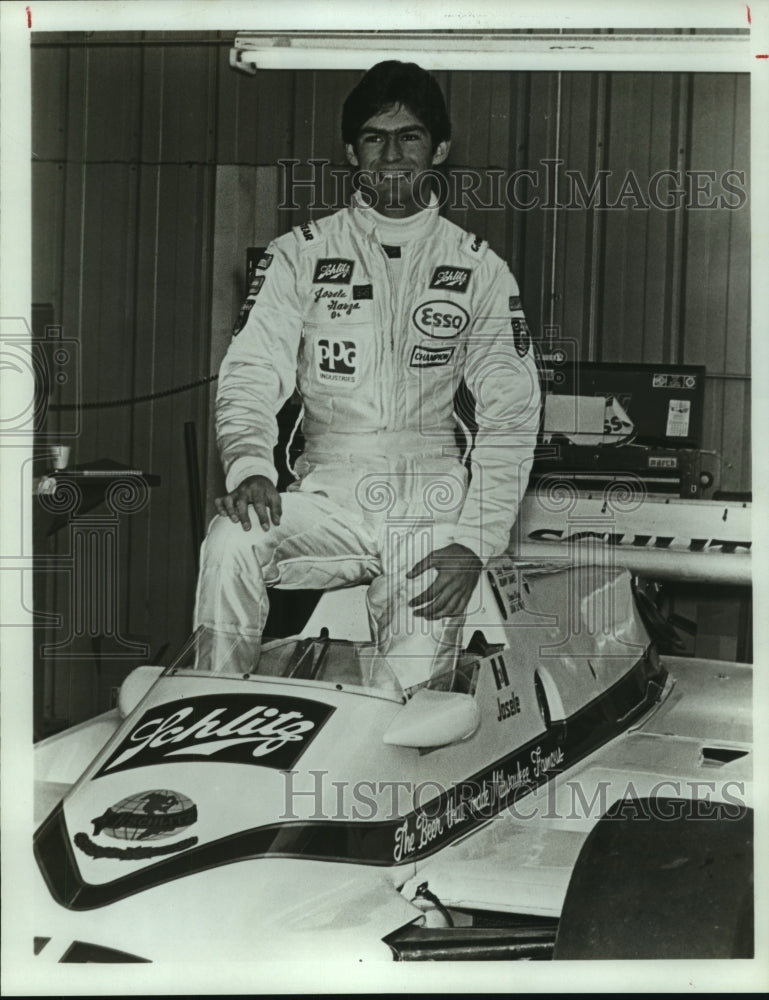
left=232, top=275, right=266, bottom=336
left=511, top=317, right=531, bottom=358
left=292, top=219, right=321, bottom=250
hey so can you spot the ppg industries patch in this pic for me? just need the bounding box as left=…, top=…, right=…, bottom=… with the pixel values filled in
left=511, top=317, right=530, bottom=358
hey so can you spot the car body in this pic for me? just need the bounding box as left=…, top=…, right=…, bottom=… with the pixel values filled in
left=32, top=558, right=753, bottom=962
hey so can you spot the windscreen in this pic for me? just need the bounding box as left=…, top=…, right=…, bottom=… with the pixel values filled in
left=164, top=627, right=406, bottom=698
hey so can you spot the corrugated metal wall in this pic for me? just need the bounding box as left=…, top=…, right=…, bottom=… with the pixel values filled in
left=31, top=32, right=750, bottom=729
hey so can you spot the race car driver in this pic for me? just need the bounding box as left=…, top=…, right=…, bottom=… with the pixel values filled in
left=194, top=61, right=541, bottom=687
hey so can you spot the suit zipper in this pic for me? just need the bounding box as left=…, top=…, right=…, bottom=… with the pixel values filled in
left=382, top=241, right=407, bottom=430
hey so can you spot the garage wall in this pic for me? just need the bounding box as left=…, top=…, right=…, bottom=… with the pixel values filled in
left=31, top=31, right=751, bottom=730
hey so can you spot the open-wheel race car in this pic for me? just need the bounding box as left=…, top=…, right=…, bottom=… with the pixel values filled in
left=32, top=556, right=753, bottom=963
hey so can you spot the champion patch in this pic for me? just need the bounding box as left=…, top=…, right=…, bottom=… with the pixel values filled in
left=257, top=253, right=273, bottom=270
left=511, top=317, right=531, bottom=358
left=314, top=259, right=354, bottom=284
left=429, top=266, right=471, bottom=293
left=353, top=284, right=373, bottom=300
left=410, top=344, right=456, bottom=368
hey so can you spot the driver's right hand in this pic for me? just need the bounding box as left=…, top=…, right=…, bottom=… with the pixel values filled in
left=215, top=474, right=282, bottom=532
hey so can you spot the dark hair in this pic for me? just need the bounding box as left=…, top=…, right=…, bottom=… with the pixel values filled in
left=342, top=61, right=451, bottom=150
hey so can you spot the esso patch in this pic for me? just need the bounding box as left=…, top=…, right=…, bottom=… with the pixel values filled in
left=412, top=300, right=470, bottom=339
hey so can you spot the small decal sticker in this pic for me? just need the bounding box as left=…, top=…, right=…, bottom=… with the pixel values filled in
left=353, top=284, right=373, bottom=300
left=653, top=373, right=697, bottom=389
left=429, top=266, right=471, bottom=293
left=314, top=259, right=354, bottom=284
left=491, top=655, right=510, bottom=690
left=257, top=253, right=273, bottom=270
left=509, top=296, right=522, bottom=311
left=410, top=344, right=456, bottom=368
left=666, top=399, right=691, bottom=438
left=412, top=300, right=470, bottom=338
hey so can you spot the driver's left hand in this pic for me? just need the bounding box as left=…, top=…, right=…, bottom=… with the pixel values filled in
left=406, top=542, right=483, bottom=620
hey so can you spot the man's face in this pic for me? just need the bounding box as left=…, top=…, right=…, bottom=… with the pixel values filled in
left=345, top=103, right=450, bottom=218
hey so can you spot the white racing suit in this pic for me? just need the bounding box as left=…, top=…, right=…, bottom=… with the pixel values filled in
left=194, top=196, right=541, bottom=686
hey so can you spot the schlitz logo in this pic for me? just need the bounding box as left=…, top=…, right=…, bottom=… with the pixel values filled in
left=94, top=694, right=334, bottom=777
left=314, top=259, right=354, bottom=284
left=429, top=266, right=471, bottom=293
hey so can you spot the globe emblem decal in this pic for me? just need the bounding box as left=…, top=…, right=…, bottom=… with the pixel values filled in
left=91, top=790, right=198, bottom=842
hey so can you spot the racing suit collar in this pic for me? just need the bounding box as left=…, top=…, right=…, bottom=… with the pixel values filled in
left=350, top=189, right=440, bottom=243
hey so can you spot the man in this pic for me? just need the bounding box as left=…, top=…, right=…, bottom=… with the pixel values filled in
left=194, top=61, right=541, bottom=687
